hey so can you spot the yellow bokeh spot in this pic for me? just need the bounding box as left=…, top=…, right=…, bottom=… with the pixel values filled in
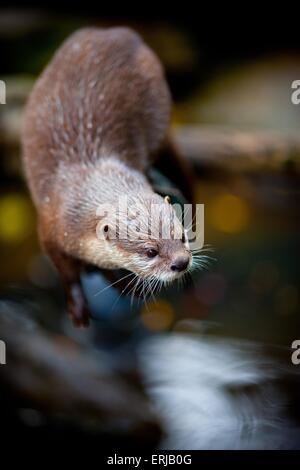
left=209, top=194, right=250, bottom=233
left=0, top=194, right=34, bottom=244
left=141, top=300, right=175, bottom=331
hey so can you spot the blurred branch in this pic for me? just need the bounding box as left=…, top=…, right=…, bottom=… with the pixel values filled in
left=174, top=125, right=300, bottom=174
left=1, top=77, right=300, bottom=175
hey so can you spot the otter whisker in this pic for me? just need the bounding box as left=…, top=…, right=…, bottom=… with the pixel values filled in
left=191, top=244, right=214, bottom=254
left=185, top=270, right=197, bottom=289
left=147, top=276, right=158, bottom=300
left=136, top=277, right=147, bottom=308
left=158, top=278, right=164, bottom=294
left=193, top=254, right=216, bottom=263
left=143, top=275, right=158, bottom=307
left=191, top=250, right=215, bottom=258
left=141, top=278, right=149, bottom=310
left=144, top=278, right=153, bottom=307
left=94, top=271, right=134, bottom=297
left=128, top=279, right=138, bottom=309
left=144, top=276, right=154, bottom=302
left=153, top=277, right=161, bottom=296
left=191, top=259, right=212, bottom=272
left=192, top=258, right=211, bottom=268
left=192, top=258, right=216, bottom=267
left=149, top=276, right=159, bottom=303
left=129, top=276, right=143, bottom=308
left=111, top=273, right=138, bottom=311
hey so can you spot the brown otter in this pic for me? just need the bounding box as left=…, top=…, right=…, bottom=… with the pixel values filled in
left=22, top=27, right=195, bottom=327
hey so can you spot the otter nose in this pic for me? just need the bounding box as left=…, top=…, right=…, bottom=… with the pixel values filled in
left=171, top=256, right=189, bottom=272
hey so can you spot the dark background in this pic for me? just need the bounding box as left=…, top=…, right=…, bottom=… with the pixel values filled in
left=0, top=5, right=300, bottom=452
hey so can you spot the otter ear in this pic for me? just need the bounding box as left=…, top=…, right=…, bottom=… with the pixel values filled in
left=164, top=195, right=171, bottom=204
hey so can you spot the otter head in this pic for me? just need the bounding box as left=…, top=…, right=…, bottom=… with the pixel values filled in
left=94, top=193, right=192, bottom=284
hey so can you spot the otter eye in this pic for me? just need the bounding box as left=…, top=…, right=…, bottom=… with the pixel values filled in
left=146, top=248, right=158, bottom=258
left=103, top=225, right=109, bottom=233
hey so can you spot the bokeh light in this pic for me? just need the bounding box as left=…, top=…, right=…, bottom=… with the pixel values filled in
left=0, top=193, right=34, bottom=244
left=141, top=300, right=175, bottom=331
left=209, top=194, right=250, bottom=234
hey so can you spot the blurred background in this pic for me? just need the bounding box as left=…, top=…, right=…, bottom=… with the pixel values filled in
left=0, top=5, right=300, bottom=450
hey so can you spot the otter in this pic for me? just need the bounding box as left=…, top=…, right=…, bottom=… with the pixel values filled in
left=22, top=27, right=195, bottom=327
